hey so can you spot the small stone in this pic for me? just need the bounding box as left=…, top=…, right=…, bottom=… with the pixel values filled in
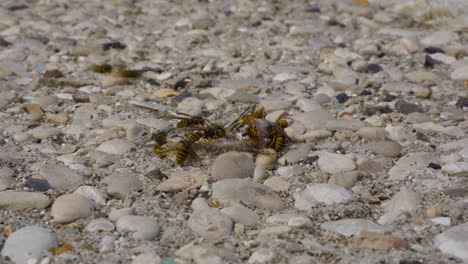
left=335, top=93, right=349, bottom=104
left=28, top=125, right=61, bottom=139
left=383, top=188, right=421, bottom=213
left=273, top=72, right=296, bottom=83
left=212, top=178, right=285, bottom=211
left=85, top=218, right=115, bottom=232
left=367, top=64, right=383, bottom=74
left=414, top=122, right=464, bottom=138
left=420, top=31, right=458, bottom=47
left=32, top=95, right=57, bottom=108
left=0, top=191, right=50, bottom=209
left=358, top=127, right=386, bottom=141
left=46, top=113, right=69, bottom=125
left=321, top=219, right=384, bottom=237
left=105, top=175, right=142, bottom=199
left=109, top=207, right=136, bottom=221
left=424, top=47, right=444, bottom=54
left=434, top=223, right=468, bottom=261
left=188, top=198, right=233, bottom=241
left=292, top=111, right=334, bottom=131
left=0, top=167, right=14, bottom=191
left=157, top=169, right=208, bottom=192
left=289, top=255, right=316, bottom=264
left=278, top=143, right=312, bottom=165
left=406, top=112, right=430, bottom=124
left=428, top=163, right=441, bottom=170
left=132, top=252, right=161, bottom=264
left=221, top=204, right=259, bottom=226
left=38, top=165, right=83, bottom=191
left=431, top=217, right=451, bottom=226
left=328, top=171, right=360, bottom=189
left=287, top=216, right=313, bottom=228
left=74, top=186, right=107, bottom=206
left=211, top=152, right=254, bottom=181
left=248, top=248, right=274, bottom=263
left=415, top=87, right=431, bottom=99
left=1, top=226, right=58, bottom=264
left=395, top=100, right=422, bottom=114
left=363, top=141, right=402, bottom=158
left=263, top=177, right=289, bottom=192
left=388, top=152, right=435, bottom=180
left=153, top=88, right=180, bottom=98
left=51, top=193, right=94, bottom=224
left=96, top=139, right=135, bottom=155
left=177, top=97, right=204, bottom=117
left=116, top=215, right=160, bottom=240
left=317, top=152, right=356, bottom=174
left=294, top=184, right=352, bottom=210
left=354, top=231, right=409, bottom=250
left=26, top=178, right=50, bottom=192
left=259, top=225, right=292, bottom=236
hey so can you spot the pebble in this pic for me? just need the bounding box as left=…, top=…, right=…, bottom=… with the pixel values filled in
left=104, top=174, right=142, bottom=198
left=188, top=198, right=233, bottom=241
left=413, top=122, right=465, bottom=138
left=358, top=127, right=386, bottom=141
left=367, top=63, right=383, bottom=74
left=96, top=139, right=136, bottom=155
left=388, top=152, right=435, bottom=180
left=325, top=119, right=368, bottom=131
left=378, top=188, right=422, bottom=225
left=433, top=223, right=468, bottom=261
left=0, top=191, right=50, bottom=209
left=328, top=171, right=360, bottom=189
left=176, top=97, right=204, bottom=117
left=451, top=66, right=468, bottom=81
left=395, top=99, right=422, bottom=114
left=292, top=111, right=334, bottom=131
left=220, top=204, right=260, bottom=226
left=109, top=207, right=136, bottom=222
left=406, top=112, right=430, bottom=123
left=442, top=162, right=468, bottom=174
left=321, top=219, right=384, bottom=237
left=420, top=31, right=459, bottom=47
left=32, top=95, right=57, bottom=108
left=1, top=226, right=58, bottom=264
left=278, top=143, right=312, bottom=165
left=273, top=72, right=296, bottom=83
left=431, top=217, right=451, bottom=226
left=51, top=193, right=94, bottom=223
left=363, top=141, right=402, bottom=158
left=116, top=215, right=160, bottom=240
left=0, top=167, right=14, bottom=191
left=259, top=225, right=292, bottom=236
left=248, top=248, right=274, bottom=263
left=294, top=184, right=352, bottom=210
left=28, top=125, right=62, bottom=139
left=296, top=98, right=321, bottom=112
left=287, top=216, right=313, bottom=228
left=276, top=165, right=304, bottom=178
left=85, top=218, right=115, bottom=232
left=157, top=169, right=208, bottom=192
left=211, top=151, right=255, bottom=181
left=317, top=152, right=356, bottom=174
left=212, top=178, right=285, bottom=211
left=38, top=164, right=83, bottom=191
left=132, top=252, right=161, bottom=264
left=263, top=177, right=290, bottom=192
left=73, top=185, right=107, bottom=206
left=354, top=231, right=409, bottom=250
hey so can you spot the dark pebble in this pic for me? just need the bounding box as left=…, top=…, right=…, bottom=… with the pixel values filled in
left=174, top=91, right=192, bottom=102
left=443, top=188, right=468, bottom=198
left=416, top=132, right=430, bottom=142
left=424, top=55, right=439, bottom=68
left=455, top=97, right=468, bottom=108
left=26, top=178, right=50, bottom=192
left=147, top=79, right=160, bottom=86
left=305, top=5, right=320, bottom=13
left=367, top=63, right=383, bottom=74
left=377, top=105, right=392, bottom=114
left=174, top=79, right=188, bottom=90
left=144, top=169, right=167, bottom=180
left=360, top=89, right=372, bottom=96
left=399, top=260, right=423, bottom=264
left=424, top=47, right=445, bottom=54
left=0, top=37, right=11, bottom=47
left=102, top=41, right=126, bottom=51
left=362, top=105, right=377, bottom=116
left=335, top=93, right=349, bottom=104
left=428, top=163, right=441, bottom=170
left=395, top=99, right=422, bottom=114
left=8, top=4, right=28, bottom=11
left=303, top=155, right=319, bottom=165
left=383, top=94, right=397, bottom=102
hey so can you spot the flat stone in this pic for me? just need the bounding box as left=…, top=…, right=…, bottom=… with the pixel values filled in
left=325, top=119, right=368, bottom=131
left=157, top=169, right=208, bottom=192
left=395, top=99, right=422, bottom=114
left=263, top=176, right=290, bottom=192
left=358, top=127, right=386, bottom=141
left=176, top=97, right=204, bottom=117
left=212, top=178, right=285, bottom=211
left=321, top=219, right=384, bottom=237
left=363, top=141, right=402, bottom=158
left=294, top=184, right=352, bottom=210
left=211, top=152, right=254, bottom=181
left=0, top=191, right=50, bottom=209
left=434, top=222, right=468, bottom=262
left=108, top=207, right=136, bottom=222
left=420, top=31, right=459, bottom=47
left=74, top=185, right=107, bottom=206
left=116, top=215, right=160, bottom=240
left=388, top=152, right=435, bottom=180
left=85, top=218, right=115, bottom=232
left=51, top=193, right=94, bottom=224
left=96, top=139, right=135, bottom=155
left=328, top=171, right=360, bottom=189
left=221, top=204, right=260, bottom=226
left=292, top=111, right=334, bottom=132
left=28, top=125, right=62, bottom=139
left=188, top=198, right=233, bottom=241
left=1, top=226, right=58, bottom=264
left=451, top=66, right=468, bottom=81
left=413, top=122, right=464, bottom=138
left=38, top=165, right=83, bottom=191
left=278, top=143, right=312, bottom=165
left=317, top=152, right=356, bottom=174
left=132, top=252, right=161, bottom=264
left=248, top=248, right=274, bottom=264
left=104, top=174, right=142, bottom=199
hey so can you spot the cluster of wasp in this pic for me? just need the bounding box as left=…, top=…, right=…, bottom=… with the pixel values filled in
left=152, top=106, right=290, bottom=165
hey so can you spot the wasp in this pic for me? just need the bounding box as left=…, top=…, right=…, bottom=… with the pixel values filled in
left=152, top=131, right=168, bottom=146
left=175, top=140, right=193, bottom=165
left=187, top=131, right=204, bottom=143
left=174, top=113, right=207, bottom=129
left=90, top=64, right=113, bottom=74
left=267, top=126, right=286, bottom=153
left=203, top=124, right=226, bottom=140
left=154, top=144, right=171, bottom=158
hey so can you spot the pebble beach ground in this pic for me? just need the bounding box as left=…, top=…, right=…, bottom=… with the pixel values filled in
left=0, top=0, right=467, bottom=263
